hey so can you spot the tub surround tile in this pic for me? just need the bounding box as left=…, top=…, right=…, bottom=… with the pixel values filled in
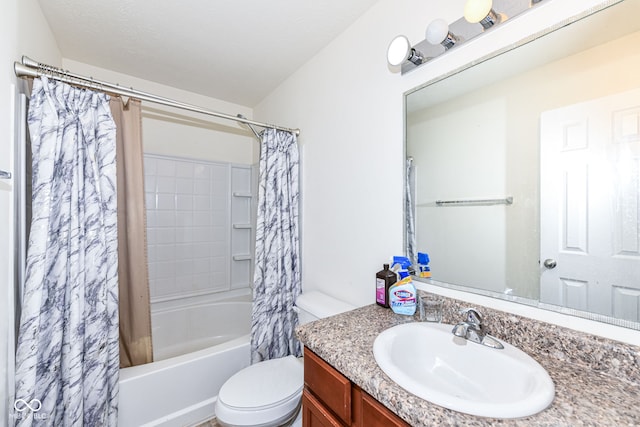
left=296, top=292, right=640, bottom=427
left=145, top=155, right=254, bottom=302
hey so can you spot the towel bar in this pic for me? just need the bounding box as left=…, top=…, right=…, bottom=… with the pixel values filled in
left=435, top=196, right=513, bottom=206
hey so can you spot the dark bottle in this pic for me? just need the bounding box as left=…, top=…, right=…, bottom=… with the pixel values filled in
left=376, top=263, right=397, bottom=308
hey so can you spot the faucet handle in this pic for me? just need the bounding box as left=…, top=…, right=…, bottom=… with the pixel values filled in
left=460, top=308, right=482, bottom=325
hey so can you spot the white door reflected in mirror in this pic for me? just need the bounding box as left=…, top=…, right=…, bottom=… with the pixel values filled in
left=540, top=87, right=640, bottom=321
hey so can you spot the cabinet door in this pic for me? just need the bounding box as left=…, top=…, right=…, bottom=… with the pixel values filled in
left=304, top=348, right=351, bottom=424
left=361, top=392, right=410, bottom=427
left=302, top=390, right=346, bottom=427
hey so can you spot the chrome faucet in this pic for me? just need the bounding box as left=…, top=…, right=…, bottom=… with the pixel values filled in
left=452, top=308, right=504, bottom=349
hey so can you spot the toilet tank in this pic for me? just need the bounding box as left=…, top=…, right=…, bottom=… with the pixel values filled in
left=294, top=291, right=356, bottom=325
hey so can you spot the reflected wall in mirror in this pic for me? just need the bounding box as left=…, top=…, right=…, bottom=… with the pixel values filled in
left=405, top=0, right=640, bottom=328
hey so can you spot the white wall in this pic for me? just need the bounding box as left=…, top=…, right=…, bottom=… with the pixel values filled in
left=62, top=60, right=258, bottom=165
left=0, top=3, right=17, bottom=423
left=254, top=0, right=463, bottom=307
left=16, top=0, right=62, bottom=69
left=1, top=0, right=61, bottom=423
left=255, top=0, right=640, bottom=345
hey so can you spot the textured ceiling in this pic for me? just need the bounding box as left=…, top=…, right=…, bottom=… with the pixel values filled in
left=38, top=0, right=379, bottom=107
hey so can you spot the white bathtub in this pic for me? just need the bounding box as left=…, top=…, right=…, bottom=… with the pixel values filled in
left=118, top=297, right=252, bottom=427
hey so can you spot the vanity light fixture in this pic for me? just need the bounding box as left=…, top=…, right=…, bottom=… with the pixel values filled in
left=388, top=0, right=551, bottom=74
left=464, top=0, right=503, bottom=30
left=387, top=35, right=425, bottom=67
left=426, top=19, right=459, bottom=50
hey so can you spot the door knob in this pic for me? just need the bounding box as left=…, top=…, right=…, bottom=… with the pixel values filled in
left=543, top=259, right=557, bottom=269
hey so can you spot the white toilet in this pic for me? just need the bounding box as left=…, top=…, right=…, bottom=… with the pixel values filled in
left=214, top=291, right=355, bottom=427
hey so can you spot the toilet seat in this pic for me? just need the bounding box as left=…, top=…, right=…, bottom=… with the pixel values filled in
left=216, top=355, right=303, bottom=426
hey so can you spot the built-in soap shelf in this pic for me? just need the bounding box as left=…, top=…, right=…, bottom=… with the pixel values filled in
left=230, top=165, right=255, bottom=290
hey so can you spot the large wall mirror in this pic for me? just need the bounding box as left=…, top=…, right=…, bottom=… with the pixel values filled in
left=405, top=0, right=640, bottom=329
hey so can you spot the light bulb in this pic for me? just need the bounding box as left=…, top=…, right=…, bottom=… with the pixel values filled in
left=387, top=35, right=411, bottom=66
left=464, top=0, right=493, bottom=23
left=426, top=19, right=449, bottom=45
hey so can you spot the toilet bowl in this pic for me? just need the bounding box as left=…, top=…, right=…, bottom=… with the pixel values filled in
left=214, top=291, right=355, bottom=427
left=215, top=356, right=303, bottom=427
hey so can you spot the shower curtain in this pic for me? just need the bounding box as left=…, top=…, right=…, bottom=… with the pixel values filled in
left=405, top=157, right=416, bottom=263
left=110, top=98, right=153, bottom=368
left=250, top=128, right=301, bottom=363
left=14, top=76, right=119, bottom=426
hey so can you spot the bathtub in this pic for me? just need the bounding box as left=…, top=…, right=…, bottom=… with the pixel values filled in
left=118, top=297, right=252, bottom=427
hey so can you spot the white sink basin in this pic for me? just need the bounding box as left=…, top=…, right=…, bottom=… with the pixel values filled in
left=373, top=322, right=555, bottom=419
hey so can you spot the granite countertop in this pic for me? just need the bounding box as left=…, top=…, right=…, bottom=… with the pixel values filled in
left=296, top=299, right=640, bottom=427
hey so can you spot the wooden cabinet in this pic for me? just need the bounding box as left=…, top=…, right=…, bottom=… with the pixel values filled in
left=304, top=348, right=351, bottom=424
left=302, top=390, right=345, bottom=427
left=359, top=392, right=410, bottom=427
left=303, top=347, right=410, bottom=427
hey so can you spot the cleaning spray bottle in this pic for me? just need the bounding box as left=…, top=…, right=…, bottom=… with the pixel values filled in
left=417, top=252, right=431, bottom=278
left=388, top=276, right=417, bottom=316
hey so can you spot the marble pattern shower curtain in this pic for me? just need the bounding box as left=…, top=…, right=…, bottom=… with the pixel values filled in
left=251, top=129, right=301, bottom=363
left=14, top=76, right=119, bottom=426
left=405, top=157, right=416, bottom=263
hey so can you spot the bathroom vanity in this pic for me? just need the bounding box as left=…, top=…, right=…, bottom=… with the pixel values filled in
left=303, top=347, right=408, bottom=427
left=296, top=294, right=640, bottom=426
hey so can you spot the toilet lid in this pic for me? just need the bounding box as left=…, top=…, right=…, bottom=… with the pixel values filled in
left=219, top=355, right=303, bottom=411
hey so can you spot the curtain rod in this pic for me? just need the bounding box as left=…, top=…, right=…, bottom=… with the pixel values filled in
left=13, top=56, right=300, bottom=136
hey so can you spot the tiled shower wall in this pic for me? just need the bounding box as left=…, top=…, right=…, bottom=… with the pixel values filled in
left=144, top=154, right=254, bottom=305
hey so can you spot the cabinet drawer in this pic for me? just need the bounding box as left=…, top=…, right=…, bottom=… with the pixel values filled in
left=304, top=348, right=351, bottom=425
left=302, top=390, right=345, bottom=427
left=361, top=392, right=410, bottom=427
